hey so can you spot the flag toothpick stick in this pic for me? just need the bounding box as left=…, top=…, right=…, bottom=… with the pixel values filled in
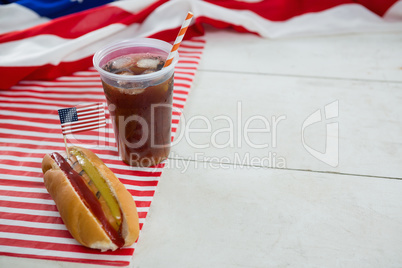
left=63, top=135, right=69, bottom=157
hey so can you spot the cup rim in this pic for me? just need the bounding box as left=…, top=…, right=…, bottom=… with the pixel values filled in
left=93, top=38, right=178, bottom=82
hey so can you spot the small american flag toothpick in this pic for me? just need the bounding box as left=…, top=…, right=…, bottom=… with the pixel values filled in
left=57, top=102, right=107, bottom=155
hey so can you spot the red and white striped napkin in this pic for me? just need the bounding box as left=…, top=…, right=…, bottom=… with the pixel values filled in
left=0, top=38, right=205, bottom=266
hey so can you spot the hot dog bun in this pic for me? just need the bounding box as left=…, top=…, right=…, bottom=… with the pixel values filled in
left=42, top=146, right=139, bottom=251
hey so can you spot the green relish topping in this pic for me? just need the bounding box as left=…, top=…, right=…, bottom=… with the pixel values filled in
left=70, top=149, right=121, bottom=224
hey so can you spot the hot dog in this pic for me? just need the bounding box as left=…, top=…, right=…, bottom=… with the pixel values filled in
left=42, top=146, right=139, bottom=251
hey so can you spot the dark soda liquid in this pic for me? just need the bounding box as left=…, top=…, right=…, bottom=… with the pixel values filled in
left=101, top=53, right=173, bottom=167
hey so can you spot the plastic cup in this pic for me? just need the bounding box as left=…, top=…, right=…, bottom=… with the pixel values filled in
left=93, top=38, right=179, bottom=167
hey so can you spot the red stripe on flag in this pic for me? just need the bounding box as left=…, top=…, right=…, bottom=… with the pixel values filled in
left=0, top=200, right=57, bottom=211
left=0, top=224, right=71, bottom=238
left=0, top=57, right=93, bottom=90
left=0, top=252, right=130, bottom=267
left=115, top=179, right=159, bottom=188
left=0, top=237, right=134, bottom=255
left=127, top=190, right=155, bottom=197
left=0, top=179, right=45, bottom=188
left=0, top=190, right=51, bottom=200
left=1, top=114, right=60, bottom=125
left=0, top=132, right=114, bottom=146
left=0, top=92, right=104, bottom=103
left=0, top=212, right=63, bottom=225
left=0, top=159, right=41, bottom=169
left=0, top=0, right=170, bottom=42
left=134, top=201, right=152, bottom=207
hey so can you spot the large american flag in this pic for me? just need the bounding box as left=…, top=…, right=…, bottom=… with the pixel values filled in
left=0, top=0, right=401, bottom=90
left=0, top=0, right=401, bottom=266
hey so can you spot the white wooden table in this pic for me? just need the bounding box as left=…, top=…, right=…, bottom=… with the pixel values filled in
left=2, top=29, right=402, bottom=268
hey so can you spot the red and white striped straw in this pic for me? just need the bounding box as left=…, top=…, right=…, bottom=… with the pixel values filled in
left=163, top=11, right=194, bottom=68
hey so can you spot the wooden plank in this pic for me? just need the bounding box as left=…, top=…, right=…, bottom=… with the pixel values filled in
left=171, top=71, right=402, bottom=178
left=200, top=30, right=402, bottom=82
left=134, top=159, right=402, bottom=267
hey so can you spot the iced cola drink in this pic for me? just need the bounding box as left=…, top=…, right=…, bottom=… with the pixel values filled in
left=93, top=39, right=178, bottom=167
